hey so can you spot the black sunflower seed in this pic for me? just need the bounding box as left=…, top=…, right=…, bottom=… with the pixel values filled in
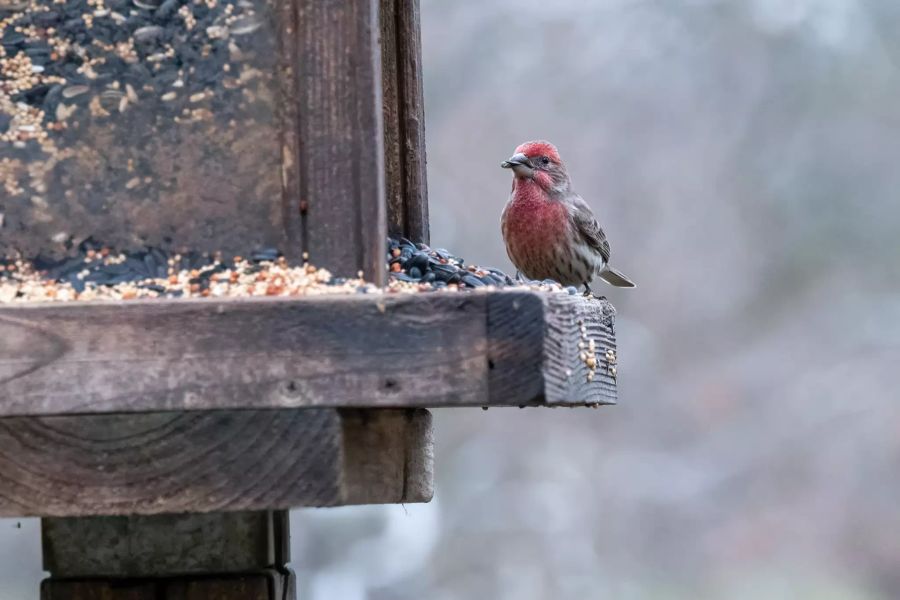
left=408, top=251, right=429, bottom=272
left=32, top=10, right=61, bottom=27
left=251, top=248, right=279, bottom=262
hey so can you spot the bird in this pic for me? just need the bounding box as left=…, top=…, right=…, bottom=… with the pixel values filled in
left=500, top=140, right=635, bottom=294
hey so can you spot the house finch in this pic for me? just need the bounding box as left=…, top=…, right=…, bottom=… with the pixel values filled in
left=500, top=140, right=635, bottom=293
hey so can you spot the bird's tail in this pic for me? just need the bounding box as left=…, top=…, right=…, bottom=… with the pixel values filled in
left=598, top=266, right=636, bottom=288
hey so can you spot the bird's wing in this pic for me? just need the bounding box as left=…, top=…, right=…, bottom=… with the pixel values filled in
left=568, top=194, right=611, bottom=264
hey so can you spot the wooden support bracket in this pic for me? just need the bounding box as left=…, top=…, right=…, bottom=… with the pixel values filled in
left=0, top=408, right=432, bottom=517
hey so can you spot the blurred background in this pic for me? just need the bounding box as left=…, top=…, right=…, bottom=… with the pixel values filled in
left=3, top=0, right=900, bottom=598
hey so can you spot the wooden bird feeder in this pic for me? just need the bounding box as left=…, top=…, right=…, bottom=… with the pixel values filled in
left=0, top=0, right=618, bottom=598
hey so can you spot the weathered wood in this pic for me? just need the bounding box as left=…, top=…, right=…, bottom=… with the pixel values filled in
left=41, top=570, right=294, bottom=600
left=380, top=0, right=429, bottom=243
left=275, top=0, right=303, bottom=262
left=340, top=408, right=433, bottom=504
left=488, top=292, right=618, bottom=406
left=0, top=408, right=431, bottom=517
left=43, top=511, right=289, bottom=578
left=42, top=579, right=157, bottom=600
left=540, top=293, right=618, bottom=405
left=295, top=0, right=386, bottom=282
left=0, top=292, right=616, bottom=415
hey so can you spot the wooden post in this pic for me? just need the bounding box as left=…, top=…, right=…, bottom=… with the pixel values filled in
left=292, top=0, right=387, bottom=282
left=287, top=0, right=430, bottom=273
left=43, top=512, right=289, bottom=577
left=380, top=0, right=429, bottom=244
left=41, top=511, right=294, bottom=600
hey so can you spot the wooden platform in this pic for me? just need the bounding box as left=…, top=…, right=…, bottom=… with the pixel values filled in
left=0, top=290, right=617, bottom=416
left=0, top=289, right=614, bottom=520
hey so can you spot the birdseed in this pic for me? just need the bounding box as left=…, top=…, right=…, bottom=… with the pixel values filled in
left=0, top=237, right=582, bottom=303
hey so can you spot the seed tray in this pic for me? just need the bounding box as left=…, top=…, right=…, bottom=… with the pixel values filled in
left=0, top=237, right=584, bottom=302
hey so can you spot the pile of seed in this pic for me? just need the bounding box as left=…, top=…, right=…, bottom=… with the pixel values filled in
left=0, top=243, right=370, bottom=302
left=388, top=237, right=515, bottom=288
left=0, top=238, right=582, bottom=303
left=387, top=237, right=585, bottom=295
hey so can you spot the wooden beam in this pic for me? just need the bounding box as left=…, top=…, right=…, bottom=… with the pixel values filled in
left=41, top=570, right=294, bottom=600
left=295, top=0, right=387, bottom=282
left=380, top=0, right=429, bottom=243
left=0, top=408, right=432, bottom=517
left=0, top=292, right=616, bottom=415
left=43, top=511, right=290, bottom=578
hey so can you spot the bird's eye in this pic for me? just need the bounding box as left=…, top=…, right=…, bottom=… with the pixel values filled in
left=540, top=156, right=550, bottom=165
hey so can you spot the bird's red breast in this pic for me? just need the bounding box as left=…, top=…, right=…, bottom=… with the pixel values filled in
left=502, top=178, right=570, bottom=269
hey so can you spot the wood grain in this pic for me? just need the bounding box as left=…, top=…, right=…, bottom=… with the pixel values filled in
left=0, top=408, right=432, bottom=517
left=340, top=408, right=433, bottom=504
left=42, top=579, right=158, bottom=600
left=0, top=291, right=616, bottom=414
left=380, top=0, right=429, bottom=243
left=295, top=0, right=386, bottom=282
left=485, top=292, right=616, bottom=406
left=541, top=293, right=618, bottom=406
left=43, top=511, right=290, bottom=577
left=275, top=0, right=303, bottom=261
left=0, top=294, right=485, bottom=414
left=41, top=570, right=293, bottom=600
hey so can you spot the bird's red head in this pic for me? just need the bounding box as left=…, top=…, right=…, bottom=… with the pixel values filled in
left=501, top=140, right=570, bottom=195
left=514, top=140, right=561, bottom=164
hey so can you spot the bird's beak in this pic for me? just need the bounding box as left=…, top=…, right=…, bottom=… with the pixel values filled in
left=501, top=153, right=534, bottom=178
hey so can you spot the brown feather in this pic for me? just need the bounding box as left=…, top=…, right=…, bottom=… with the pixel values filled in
left=568, top=194, right=611, bottom=265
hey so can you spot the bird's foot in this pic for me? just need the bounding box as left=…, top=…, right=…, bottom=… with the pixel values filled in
left=582, top=283, right=606, bottom=301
